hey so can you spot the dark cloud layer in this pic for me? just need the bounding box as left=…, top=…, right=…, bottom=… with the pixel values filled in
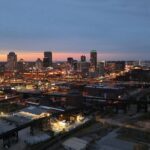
left=0, top=0, right=150, bottom=59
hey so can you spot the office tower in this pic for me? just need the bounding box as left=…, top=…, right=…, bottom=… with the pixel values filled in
left=67, top=57, right=74, bottom=72
left=6, top=52, right=17, bottom=71
left=0, top=62, right=6, bottom=73
left=67, top=57, right=74, bottom=65
left=90, top=50, right=97, bottom=70
left=98, top=61, right=105, bottom=76
left=81, top=55, right=86, bottom=62
left=73, top=60, right=78, bottom=71
left=35, top=58, right=43, bottom=70
left=17, top=59, right=26, bottom=72
left=77, top=62, right=90, bottom=74
left=43, top=51, right=52, bottom=68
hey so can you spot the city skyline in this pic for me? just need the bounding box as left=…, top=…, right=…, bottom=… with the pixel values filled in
left=0, top=1, right=149, bottom=149
left=0, top=0, right=150, bottom=60
left=1, top=50, right=149, bottom=62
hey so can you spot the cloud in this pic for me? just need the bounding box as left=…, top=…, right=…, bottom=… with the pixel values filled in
left=0, top=0, right=149, bottom=59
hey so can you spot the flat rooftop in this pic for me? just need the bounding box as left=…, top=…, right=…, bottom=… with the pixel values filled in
left=0, top=119, right=16, bottom=135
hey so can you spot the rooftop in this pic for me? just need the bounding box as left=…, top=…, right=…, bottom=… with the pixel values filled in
left=63, top=137, right=88, bottom=150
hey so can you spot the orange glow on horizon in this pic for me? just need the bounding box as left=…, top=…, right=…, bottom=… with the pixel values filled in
left=0, top=51, right=124, bottom=62
left=0, top=52, right=90, bottom=61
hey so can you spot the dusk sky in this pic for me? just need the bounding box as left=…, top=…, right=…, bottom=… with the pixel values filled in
left=0, top=0, right=150, bottom=61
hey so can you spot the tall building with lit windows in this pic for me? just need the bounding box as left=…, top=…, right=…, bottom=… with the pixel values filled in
left=43, top=51, right=52, bottom=68
left=90, top=50, right=97, bottom=71
left=5, top=52, right=17, bottom=71
left=35, top=58, right=43, bottom=70
left=81, top=55, right=86, bottom=62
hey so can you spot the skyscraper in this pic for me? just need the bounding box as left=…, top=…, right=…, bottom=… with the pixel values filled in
left=17, top=58, right=26, bottom=72
left=6, top=52, right=17, bottom=71
left=35, top=58, right=43, bottom=70
left=77, top=62, right=90, bottom=74
left=67, top=57, right=74, bottom=65
left=90, top=50, right=97, bottom=70
left=81, top=55, right=86, bottom=62
left=43, top=51, right=52, bottom=68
